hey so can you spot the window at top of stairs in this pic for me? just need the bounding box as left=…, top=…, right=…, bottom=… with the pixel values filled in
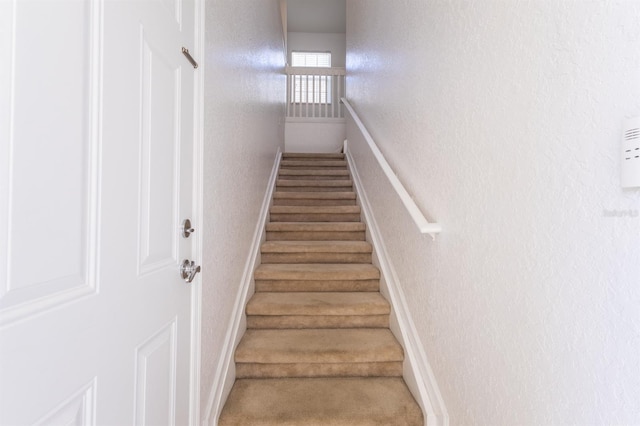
left=291, top=51, right=331, bottom=67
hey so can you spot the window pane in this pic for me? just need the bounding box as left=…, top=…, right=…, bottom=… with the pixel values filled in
left=292, top=51, right=331, bottom=67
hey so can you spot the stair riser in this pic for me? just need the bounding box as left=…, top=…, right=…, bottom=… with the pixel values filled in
left=273, top=191, right=356, bottom=196
left=266, top=231, right=365, bottom=241
left=255, top=265, right=379, bottom=281
left=280, top=167, right=349, bottom=172
left=282, top=153, right=345, bottom=159
left=247, top=315, right=389, bottom=329
left=273, top=191, right=356, bottom=200
left=278, top=179, right=353, bottom=186
left=236, top=362, right=402, bottom=379
left=270, top=213, right=361, bottom=222
left=279, top=168, right=349, bottom=174
left=272, top=199, right=356, bottom=206
left=255, top=280, right=380, bottom=292
left=261, top=253, right=372, bottom=264
left=276, top=186, right=353, bottom=192
left=280, top=161, right=347, bottom=168
left=278, top=175, right=350, bottom=180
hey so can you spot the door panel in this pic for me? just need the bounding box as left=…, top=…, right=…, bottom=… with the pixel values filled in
left=0, top=0, right=100, bottom=326
left=134, top=320, right=177, bottom=426
left=33, top=379, right=97, bottom=426
left=138, top=30, right=181, bottom=275
left=0, top=0, right=197, bottom=423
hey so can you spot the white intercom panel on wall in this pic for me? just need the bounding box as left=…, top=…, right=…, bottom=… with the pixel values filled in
left=621, top=117, right=640, bottom=188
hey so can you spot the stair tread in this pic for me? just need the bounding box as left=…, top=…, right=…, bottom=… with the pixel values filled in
left=247, top=315, right=389, bottom=330
left=262, top=241, right=372, bottom=253
left=218, top=377, right=423, bottom=426
left=283, top=152, right=345, bottom=159
left=236, top=329, right=403, bottom=364
left=271, top=205, right=360, bottom=213
left=277, top=179, right=353, bottom=186
left=255, top=264, right=380, bottom=281
left=266, top=222, right=365, bottom=231
left=280, top=160, right=347, bottom=167
left=279, top=169, right=349, bottom=176
left=273, top=191, right=356, bottom=199
left=246, top=292, right=389, bottom=316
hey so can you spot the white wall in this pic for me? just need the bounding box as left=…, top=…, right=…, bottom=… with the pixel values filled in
left=346, top=1, right=640, bottom=425
left=287, top=32, right=346, bottom=67
left=285, top=120, right=345, bottom=153
left=202, top=0, right=284, bottom=420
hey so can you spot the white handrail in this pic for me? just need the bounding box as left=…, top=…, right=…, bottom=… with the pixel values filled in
left=341, top=97, right=442, bottom=239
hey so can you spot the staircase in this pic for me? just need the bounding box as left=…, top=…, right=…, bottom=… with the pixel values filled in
left=218, top=152, right=423, bottom=425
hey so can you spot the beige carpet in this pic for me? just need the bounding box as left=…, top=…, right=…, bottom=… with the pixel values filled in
left=218, top=152, right=423, bottom=425
left=219, top=378, right=423, bottom=425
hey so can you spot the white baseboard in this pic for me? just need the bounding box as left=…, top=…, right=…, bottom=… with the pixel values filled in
left=344, top=145, right=449, bottom=426
left=202, top=148, right=282, bottom=426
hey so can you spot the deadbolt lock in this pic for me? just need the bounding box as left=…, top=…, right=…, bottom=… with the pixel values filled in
left=182, top=219, right=195, bottom=238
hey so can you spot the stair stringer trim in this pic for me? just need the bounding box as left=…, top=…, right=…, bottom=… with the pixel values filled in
left=345, top=145, right=449, bottom=426
left=203, top=148, right=282, bottom=426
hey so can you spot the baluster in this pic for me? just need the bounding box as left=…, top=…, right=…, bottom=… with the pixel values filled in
left=323, top=75, right=327, bottom=118
left=305, top=74, right=309, bottom=118
left=338, top=74, right=342, bottom=117
left=318, top=75, right=322, bottom=118
left=331, top=74, right=336, bottom=118
left=337, top=75, right=342, bottom=117
left=297, top=75, right=301, bottom=117
left=312, top=75, right=316, bottom=118
left=286, top=73, right=290, bottom=117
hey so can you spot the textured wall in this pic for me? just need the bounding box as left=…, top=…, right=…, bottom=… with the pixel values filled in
left=346, top=1, right=640, bottom=424
left=202, top=0, right=284, bottom=419
left=285, top=121, right=345, bottom=153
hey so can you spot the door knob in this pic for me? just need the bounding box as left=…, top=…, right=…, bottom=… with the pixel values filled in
left=180, top=259, right=201, bottom=283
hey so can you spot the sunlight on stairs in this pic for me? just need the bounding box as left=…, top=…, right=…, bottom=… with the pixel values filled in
left=218, top=152, right=424, bottom=425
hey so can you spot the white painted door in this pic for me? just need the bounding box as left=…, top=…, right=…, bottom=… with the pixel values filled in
left=0, top=0, right=198, bottom=424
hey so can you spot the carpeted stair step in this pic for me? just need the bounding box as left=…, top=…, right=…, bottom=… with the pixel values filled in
left=255, top=264, right=380, bottom=292
left=272, top=191, right=357, bottom=206
left=279, top=168, right=350, bottom=180
left=280, top=159, right=348, bottom=169
left=235, top=328, right=403, bottom=378
left=276, top=178, right=353, bottom=192
left=219, top=151, right=425, bottom=424
left=218, top=377, right=424, bottom=425
left=261, top=241, right=372, bottom=264
left=270, top=205, right=361, bottom=222
left=277, top=179, right=353, bottom=187
left=266, top=222, right=366, bottom=241
left=246, top=292, right=390, bottom=329
left=282, top=152, right=345, bottom=159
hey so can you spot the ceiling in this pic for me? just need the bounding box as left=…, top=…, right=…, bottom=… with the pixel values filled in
left=287, top=0, right=346, bottom=33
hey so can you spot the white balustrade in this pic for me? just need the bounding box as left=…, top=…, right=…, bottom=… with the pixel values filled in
left=286, top=66, right=346, bottom=119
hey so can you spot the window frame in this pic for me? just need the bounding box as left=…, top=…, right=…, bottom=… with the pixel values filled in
left=291, top=51, right=332, bottom=68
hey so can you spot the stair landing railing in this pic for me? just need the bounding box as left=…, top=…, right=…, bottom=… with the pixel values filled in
left=286, top=66, right=346, bottom=119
